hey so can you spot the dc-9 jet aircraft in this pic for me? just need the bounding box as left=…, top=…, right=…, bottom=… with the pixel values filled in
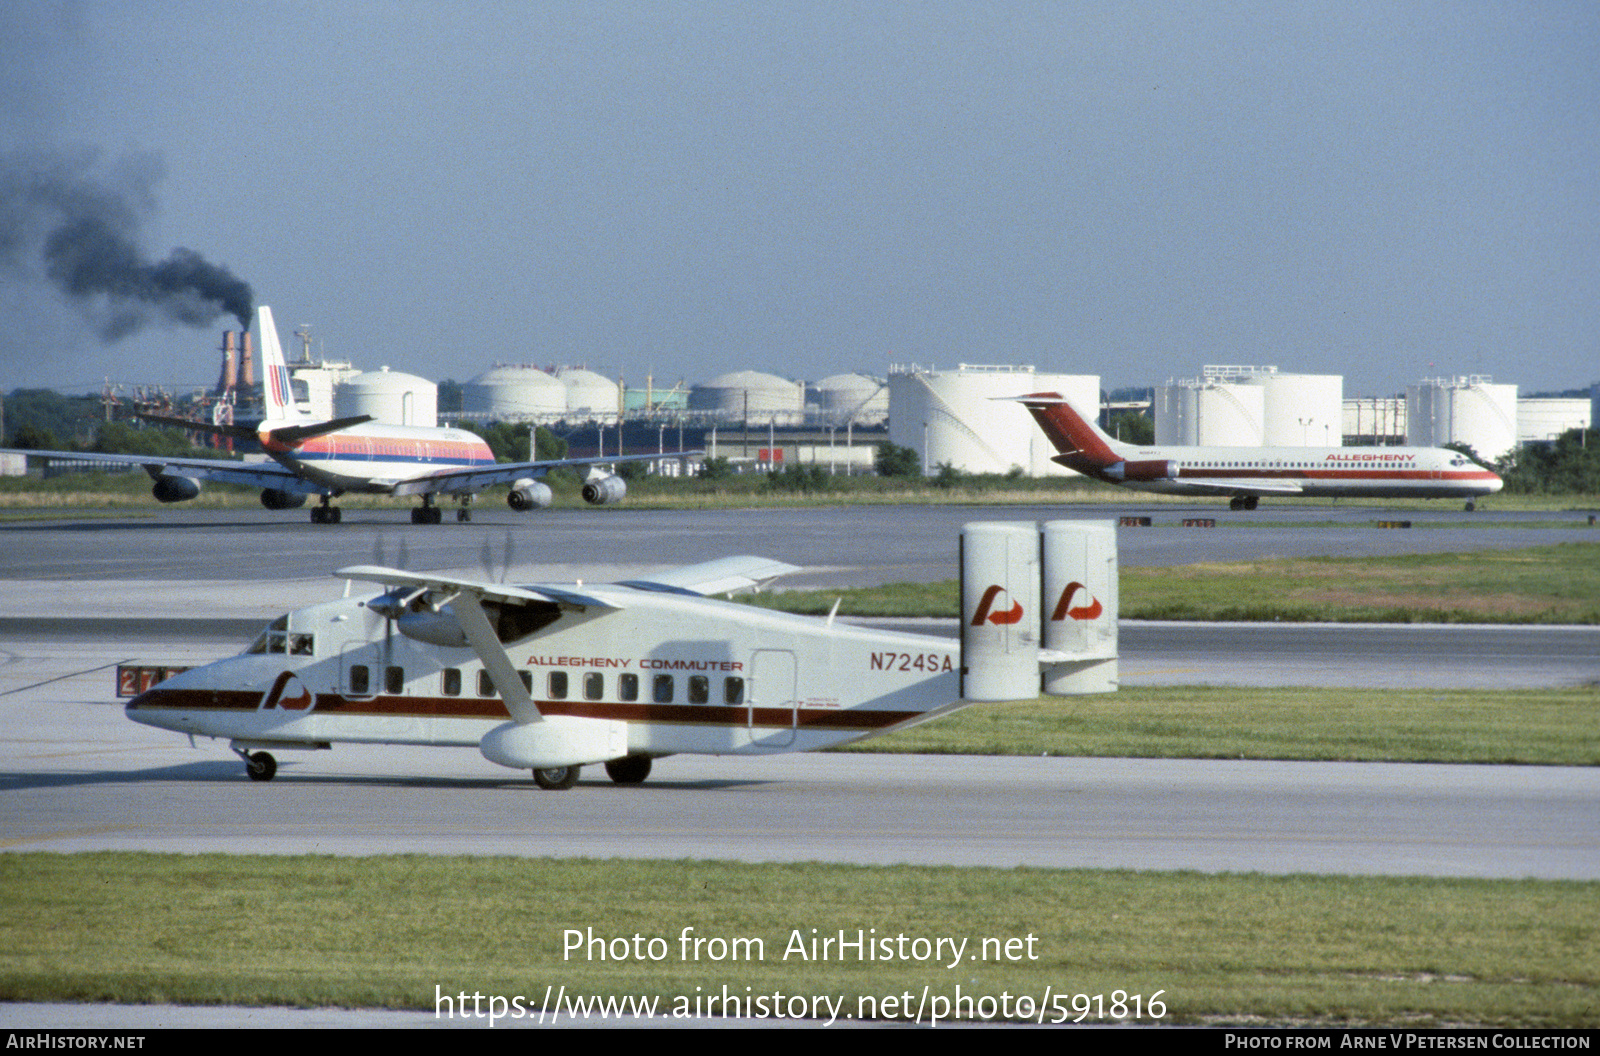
left=122, top=521, right=1120, bottom=787
left=1011, top=392, right=1503, bottom=511
left=4, top=306, right=693, bottom=524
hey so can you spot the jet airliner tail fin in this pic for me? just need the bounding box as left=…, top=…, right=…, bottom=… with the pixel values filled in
left=1005, top=393, right=1124, bottom=467
left=257, top=306, right=301, bottom=423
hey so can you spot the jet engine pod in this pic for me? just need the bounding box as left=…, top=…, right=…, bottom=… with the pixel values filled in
left=151, top=474, right=202, bottom=503
left=1104, top=459, right=1177, bottom=482
left=260, top=488, right=309, bottom=510
left=581, top=474, right=627, bottom=506
left=507, top=478, right=554, bottom=511
left=479, top=716, right=629, bottom=770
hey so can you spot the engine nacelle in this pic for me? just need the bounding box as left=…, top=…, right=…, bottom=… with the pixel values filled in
left=507, top=479, right=554, bottom=511
left=260, top=488, right=308, bottom=510
left=581, top=474, right=627, bottom=506
left=1104, top=459, right=1177, bottom=482
left=151, top=474, right=201, bottom=504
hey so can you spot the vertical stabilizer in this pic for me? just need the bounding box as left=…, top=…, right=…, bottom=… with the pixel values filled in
left=1040, top=520, right=1118, bottom=694
left=1013, top=392, right=1123, bottom=466
left=959, top=522, right=1041, bottom=701
left=257, top=306, right=301, bottom=422
left=960, top=520, right=1119, bottom=701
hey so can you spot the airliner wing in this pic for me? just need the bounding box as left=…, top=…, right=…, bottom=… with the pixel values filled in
left=2, top=448, right=320, bottom=493
left=1181, top=478, right=1306, bottom=496
left=390, top=451, right=702, bottom=497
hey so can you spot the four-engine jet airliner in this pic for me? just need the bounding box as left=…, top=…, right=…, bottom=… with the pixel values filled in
left=4, top=306, right=694, bottom=524
left=1011, top=392, right=1503, bottom=510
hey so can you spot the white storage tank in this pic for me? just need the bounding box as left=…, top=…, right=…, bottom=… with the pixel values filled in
left=887, top=364, right=1099, bottom=476
left=1253, top=371, right=1343, bottom=447
left=1407, top=376, right=1518, bottom=462
left=335, top=367, right=438, bottom=428
left=811, top=373, right=888, bottom=425
left=1156, top=378, right=1264, bottom=445
left=689, top=370, right=805, bottom=424
left=462, top=364, right=567, bottom=420
left=555, top=367, right=620, bottom=422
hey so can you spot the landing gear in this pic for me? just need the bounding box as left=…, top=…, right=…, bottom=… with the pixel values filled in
left=310, top=497, right=342, bottom=524
left=411, top=498, right=443, bottom=525
left=1228, top=496, right=1259, bottom=511
left=241, top=750, right=278, bottom=782
left=1465, top=500, right=1477, bottom=512
left=605, top=756, right=653, bottom=785
left=533, top=765, right=581, bottom=790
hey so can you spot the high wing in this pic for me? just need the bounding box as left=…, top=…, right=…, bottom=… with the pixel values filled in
left=1, top=448, right=322, bottom=494
left=617, top=555, right=804, bottom=596
left=335, top=565, right=628, bottom=725
left=389, top=451, right=702, bottom=497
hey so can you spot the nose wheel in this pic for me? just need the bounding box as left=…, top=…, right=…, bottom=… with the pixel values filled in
left=234, top=749, right=278, bottom=782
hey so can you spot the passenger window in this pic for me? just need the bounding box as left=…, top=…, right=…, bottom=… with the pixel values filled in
left=653, top=674, right=674, bottom=703
left=385, top=666, right=404, bottom=694
left=519, top=671, right=533, bottom=693
left=724, top=677, right=745, bottom=705
left=350, top=665, right=369, bottom=695
left=478, top=670, right=495, bottom=696
left=688, top=676, right=709, bottom=704
left=619, top=673, right=639, bottom=702
left=549, top=671, right=568, bottom=699
left=584, top=672, right=604, bottom=701
left=442, top=669, right=461, bottom=696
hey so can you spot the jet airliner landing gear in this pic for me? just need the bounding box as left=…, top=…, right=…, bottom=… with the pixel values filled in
left=411, top=497, right=443, bottom=525
left=456, top=496, right=473, bottom=522
left=310, top=496, right=342, bottom=524
left=1465, top=501, right=1477, bottom=512
left=1228, top=496, right=1259, bottom=511
left=235, top=748, right=278, bottom=782
left=532, top=765, right=580, bottom=789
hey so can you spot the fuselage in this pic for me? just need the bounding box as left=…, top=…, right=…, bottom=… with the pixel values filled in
left=1096, top=442, right=1503, bottom=500
left=126, top=588, right=962, bottom=759
left=261, top=422, right=497, bottom=493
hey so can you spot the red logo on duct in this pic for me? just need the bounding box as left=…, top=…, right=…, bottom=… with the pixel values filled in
left=971, top=585, right=1025, bottom=626
left=261, top=671, right=314, bottom=711
left=1050, top=582, right=1103, bottom=622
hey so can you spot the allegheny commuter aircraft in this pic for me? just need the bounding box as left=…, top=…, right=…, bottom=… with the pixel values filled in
left=122, top=521, right=1118, bottom=787
left=1012, top=392, right=1504, bottom=511
left=6, top=306, right=691, bottom=524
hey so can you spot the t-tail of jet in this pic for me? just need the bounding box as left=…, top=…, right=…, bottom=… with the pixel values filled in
left=1010, top=392, right=1124, bottom=471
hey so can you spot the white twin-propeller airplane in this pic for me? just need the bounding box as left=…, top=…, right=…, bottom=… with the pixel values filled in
left=123, top=521, right=1119, bottom=787
left=7, top=306, right=692, bottom=524
left=1011, top=392, right=1503, bottom=511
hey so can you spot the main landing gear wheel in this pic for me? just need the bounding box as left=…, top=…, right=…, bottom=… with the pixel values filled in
left=533, top=765, right=581, bottom=790
left=605, top=756, right=652, bottom=785
left=245, top=751, right=278, bottom=782
left=311, top=504, right=342, bottom=524
left=1465, top=501, right=1477, bottom=512
left=411, top=506, right=443, bottom=525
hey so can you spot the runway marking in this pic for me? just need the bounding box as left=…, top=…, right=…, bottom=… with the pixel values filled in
left=0, top=660, right=129, bottom=698
left=1, top=824, right=136, bottom=849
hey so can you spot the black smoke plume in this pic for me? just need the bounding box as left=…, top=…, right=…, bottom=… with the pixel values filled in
left=0, top=148, right=253, bottom=339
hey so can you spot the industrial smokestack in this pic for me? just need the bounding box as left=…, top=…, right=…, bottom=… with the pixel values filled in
left=239, top=331, right=255, bottom=387
left=217, top=330, right=238, bottom=393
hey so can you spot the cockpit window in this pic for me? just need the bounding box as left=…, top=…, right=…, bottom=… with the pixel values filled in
left=245, top=615, right=313, bottom=656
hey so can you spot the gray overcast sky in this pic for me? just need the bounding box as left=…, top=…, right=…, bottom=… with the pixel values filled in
left=2, top=0, right=1596, bottom=397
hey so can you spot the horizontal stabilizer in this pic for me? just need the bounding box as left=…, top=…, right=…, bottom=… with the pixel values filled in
left=619, top=555, right=803, bottom=596
left=133, top=411, right=259, bottom=442
left=265, top=415, right=375, bottom=446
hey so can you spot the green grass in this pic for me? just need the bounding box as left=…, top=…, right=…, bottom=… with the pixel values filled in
left=0, top=854, right=1594, bottom=1026
left=845, top=686, right=1600, bottom=765
left=746, top=542, right=1600, bottom=624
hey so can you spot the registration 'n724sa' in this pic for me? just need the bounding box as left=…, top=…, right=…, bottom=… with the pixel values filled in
left=871, top=651, right=955, bottom=673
